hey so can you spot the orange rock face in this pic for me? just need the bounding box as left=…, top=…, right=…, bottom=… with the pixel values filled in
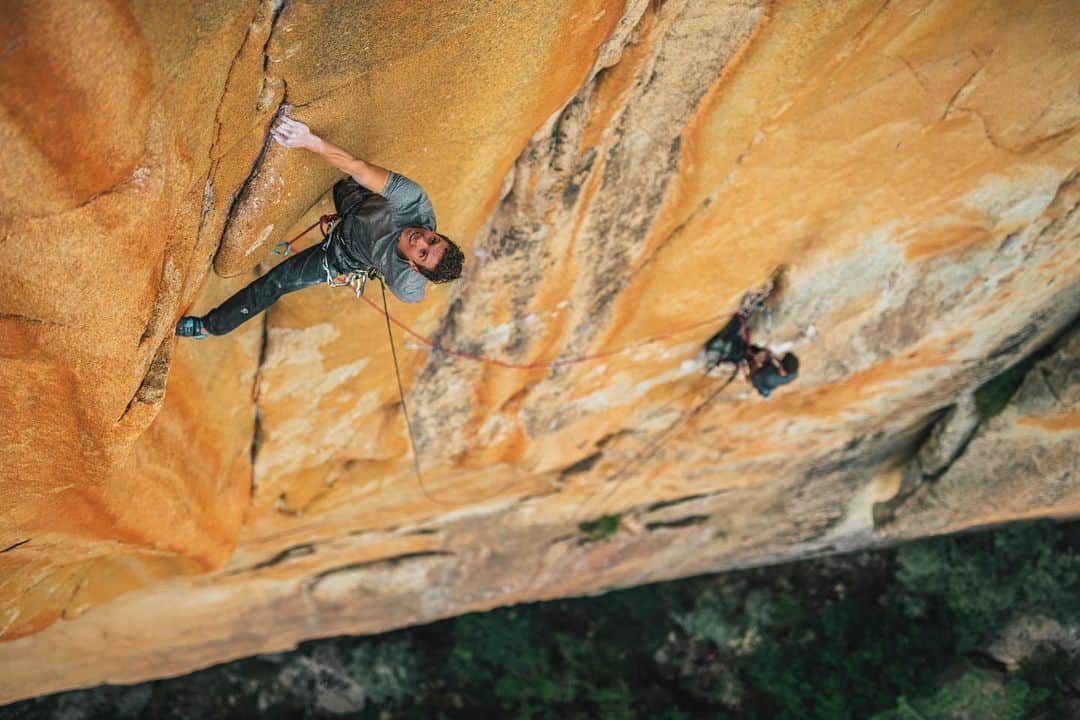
left=1, top=0, right=1077, bottom=702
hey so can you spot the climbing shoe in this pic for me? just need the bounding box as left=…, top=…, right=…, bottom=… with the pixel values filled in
left=750, top=353, right=799, bottom=397
left=175, top=316, right=209, bottom=339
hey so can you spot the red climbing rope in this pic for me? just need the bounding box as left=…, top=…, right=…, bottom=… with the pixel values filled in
left=357, top=296, right=737, bottom=371
left=276, top=214, right=758, bottom=508
left=280, top=212, right=739, bottom=371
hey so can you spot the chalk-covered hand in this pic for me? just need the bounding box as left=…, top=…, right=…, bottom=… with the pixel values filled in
left=271, top=114, right=318, bottom=150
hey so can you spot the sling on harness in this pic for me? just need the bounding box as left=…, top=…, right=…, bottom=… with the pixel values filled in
left=704, top=310, right=799, bottom=398
left=273, top=213, right=340, bottom=256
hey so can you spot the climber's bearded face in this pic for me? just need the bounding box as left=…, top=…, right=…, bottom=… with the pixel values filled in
left=398, top=226, right=448, bottom=273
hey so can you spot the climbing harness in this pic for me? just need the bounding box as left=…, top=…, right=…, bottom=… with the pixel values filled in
left=273, top=212, right=379, bottom=297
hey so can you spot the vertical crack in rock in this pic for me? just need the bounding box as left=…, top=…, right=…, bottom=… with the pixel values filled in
left=209, top=6, right=265, bottom=156
left=195, top=175, right=216, bottom=253
left=199, top=0, right=285, bottom=254
left=117, top=336, right=173, bottom=429
left=258, top=0, right=288, bottom=109
left=219, top=103, right=289, bottom=262
left=215, top=0, right=290, bottom=273
left=137, top=251, right=181, bottom=348
left=115, top=249, right=184, bottom=446
left=193, top=7, right=265, bottom=250
left=411, top=1, right=766, bottom=454
left=249, top=312, right=271, bottom=498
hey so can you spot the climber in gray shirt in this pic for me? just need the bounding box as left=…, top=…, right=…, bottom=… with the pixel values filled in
left=177, top=115, right=464, bottom=338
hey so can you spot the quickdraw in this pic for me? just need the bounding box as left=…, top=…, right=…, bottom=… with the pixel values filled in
left=273, top=213, right=340, bottom=256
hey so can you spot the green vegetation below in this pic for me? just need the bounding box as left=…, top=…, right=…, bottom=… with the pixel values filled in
left=974, top=354, right=1040, bottom=420
left=6, top=521, right=1079, bottom=720
left=578, top=514, right=621, bottom=542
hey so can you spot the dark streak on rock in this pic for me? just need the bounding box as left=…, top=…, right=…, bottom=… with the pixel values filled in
left=560, top=451, right=603, bottom=478
left=939, top=63, right=982, bottom=121
left=644, top=493, right=707, bottom=513
left=0, top=312, right=61, bottom=326
left=645, top=515, right=710, bottom=531
left=582, top=129, right=686, bottom=334
left=512, top=486, right=563, bottom=505
left=562, top=149, right=597, bottom=208
left=0, top=538, right=30, bottom=554
left=543, top=532, right=578, bottom=549
left=229, top=542, right=315, bottom=575
left=257, top=543, right=316, bottom=569
left=250, top=313, right=271, bottom=497
left=596, top=429, right=635, bottom=448
left=986, top=322, right=1037, bottom=362
left=549, top=94, right=589, bottom=173
left=307, top=551, right=453, bottom=591
left=794, top=512, right=848, bottom=546
left=1038, top=366, right=1064, bottom=405
left=804, top=429, right=888, bottom=479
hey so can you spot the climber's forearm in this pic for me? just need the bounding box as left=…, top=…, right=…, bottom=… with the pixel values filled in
left=271, top=114, right=390, bottom=193
left=304, top=136, right=390, bottom=194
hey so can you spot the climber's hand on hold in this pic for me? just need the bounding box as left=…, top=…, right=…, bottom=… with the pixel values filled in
left=271, top=114, right=318, bottom=150
left=270, top=113, right=389, bottom=192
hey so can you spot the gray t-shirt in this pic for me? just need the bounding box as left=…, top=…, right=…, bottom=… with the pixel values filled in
left=326, top=172, right=436, bottom=303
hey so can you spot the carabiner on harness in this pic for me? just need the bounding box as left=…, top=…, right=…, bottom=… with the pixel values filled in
left=327, top=267, right=380, bottom=298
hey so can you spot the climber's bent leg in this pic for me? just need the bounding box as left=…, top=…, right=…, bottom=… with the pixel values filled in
left=202, top=243, right=332, bottom=335
left=750, top=353, right=799, bottom=397
left=704, top=315, right=748, bottom=369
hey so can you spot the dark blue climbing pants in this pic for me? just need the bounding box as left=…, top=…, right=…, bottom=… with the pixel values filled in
left=202, top=243, right=336, bottom=335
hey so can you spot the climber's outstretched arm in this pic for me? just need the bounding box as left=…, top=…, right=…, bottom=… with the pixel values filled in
left=270, top=115, right=390, bottom=194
